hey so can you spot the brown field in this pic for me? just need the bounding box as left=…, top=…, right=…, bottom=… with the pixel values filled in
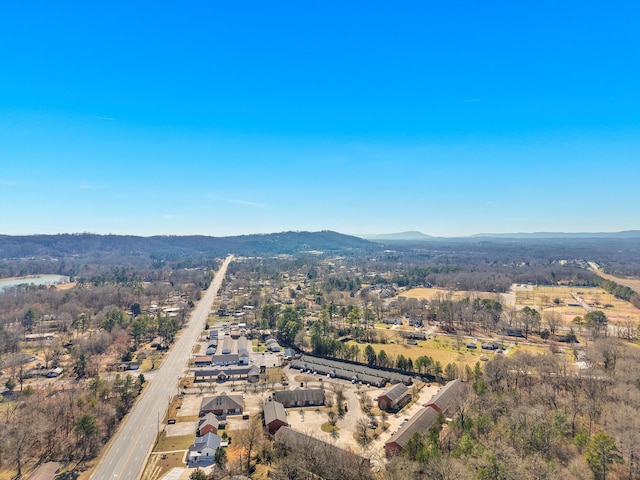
left=154, top=432, right=195, bottom=452
left=516, top=286, right=640, bottom=327
left=399, top=287, right=499, bottom=302
left=400, top=285, right=640, bottom=328
left=142, top=451, right=186, bottom=480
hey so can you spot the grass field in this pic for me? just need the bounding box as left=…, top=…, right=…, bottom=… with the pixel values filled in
left=153, top=432, right=195, bottom=452
left=347, top=336, right=502, bottom=370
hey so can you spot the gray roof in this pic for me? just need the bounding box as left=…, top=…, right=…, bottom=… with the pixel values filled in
left=194, top=365, right=259, bottom=378
left=189, top=432, right=221, bottom=457
left=200, top=393, right=243, bottom=413
left=291, top=355, right=412, bottom=386
left=238, top=336, right=249, bottom=353
left=381, top=383, right=409, bottom=404
left=199, top=412, right=219, bottom=430
left=211, top=353, right=239, bottom=364
left=275, top=426, right=370, bottom=470
left=263, top=400, right=287, bottom=426
left=426, top=379, right=464, bottom=413
left=386, top=407, right=440, bottom=450
left=273, top=388, right=325, bottom=407
left=193, top=432, right=221, bottom=450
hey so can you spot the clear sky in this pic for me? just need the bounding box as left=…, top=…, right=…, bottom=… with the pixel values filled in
left=1, top=1, right=639, bottom=237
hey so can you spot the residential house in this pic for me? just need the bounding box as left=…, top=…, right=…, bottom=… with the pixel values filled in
left=136, top=349, right=151, bottom=359
left=187, top=432, right=221, bottom=465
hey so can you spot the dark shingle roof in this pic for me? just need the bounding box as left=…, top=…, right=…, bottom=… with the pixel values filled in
left=291, top=355, right=412, bottom=386
left=273, top=389, right=325, bottom=407
left=385, top=407, right=440, bottom=450
left=193, top=365, right=259, bottom=378
left=263, top=400, right=287, bottom=426
left=381, top=383, right=409, bottom=404
left=200, top=393, right=243, bottom=414
left=199, top=412, right=219, bottom=430
left=426, top=379, right=464, bottom=413
left=275, top=427, right=371, bottom=470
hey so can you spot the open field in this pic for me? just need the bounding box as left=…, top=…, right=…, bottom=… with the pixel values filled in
left=398, top=287, right=499, bottom=302
left=516, top=285, right=640, bottom=327
left=154, top=432, right=194, bottom=452
left=347, top=336, right=504, bottom=369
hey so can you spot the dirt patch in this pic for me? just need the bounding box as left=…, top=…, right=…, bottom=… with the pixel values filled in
left=399, top=287, right=497, bottom=302
left=166, top=421, right=198, bottom=437
left=177, top=396, right=202, bottom=418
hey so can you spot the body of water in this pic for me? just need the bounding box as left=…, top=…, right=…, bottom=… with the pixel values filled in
left=0, top=274, right=70, bottom=293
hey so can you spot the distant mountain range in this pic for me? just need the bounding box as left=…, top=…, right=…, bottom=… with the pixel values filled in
left=470, top=230, right=640, bottom=239
left=0, top=231, right=379, bottom=259
left=358, top=230, right=640, bottom=242
left=1, top=230, right=638, bottom=261
left=358, top=231, right=434, bottom=241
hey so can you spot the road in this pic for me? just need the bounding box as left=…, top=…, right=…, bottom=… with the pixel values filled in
left=588, top=261, right=640, bottom=295
left=90, top=255, right=233, bottom=480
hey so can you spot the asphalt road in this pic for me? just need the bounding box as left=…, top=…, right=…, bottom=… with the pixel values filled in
left=90, top=255, right=233, bottom=480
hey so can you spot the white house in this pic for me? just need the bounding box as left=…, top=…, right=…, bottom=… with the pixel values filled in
left=187, top=432, right=221, bottom=465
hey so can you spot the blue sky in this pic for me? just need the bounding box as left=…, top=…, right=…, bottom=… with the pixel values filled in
left=1, top=1, right=639, bottom=237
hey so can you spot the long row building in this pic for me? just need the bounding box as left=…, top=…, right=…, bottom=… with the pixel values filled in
left=384, top=379, right=465, bottom=456
left=290, top=354, right=412, bottom=387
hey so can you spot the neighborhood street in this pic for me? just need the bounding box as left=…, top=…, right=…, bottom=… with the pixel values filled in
left=90, top=255, right=234, bottom=480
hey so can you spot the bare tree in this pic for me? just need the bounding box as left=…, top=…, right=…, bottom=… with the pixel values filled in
left=544, top=311, right=561, bottom=335
left=237, top=414, right=264, bottom=475
left=355, top=416, right=372, bottom=450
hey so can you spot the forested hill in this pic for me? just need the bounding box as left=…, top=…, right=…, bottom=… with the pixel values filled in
left=0, top=231, right=379, bottom=260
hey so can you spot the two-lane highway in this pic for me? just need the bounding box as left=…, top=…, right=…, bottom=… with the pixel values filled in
left=90, top=255, right=233, bottom=480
